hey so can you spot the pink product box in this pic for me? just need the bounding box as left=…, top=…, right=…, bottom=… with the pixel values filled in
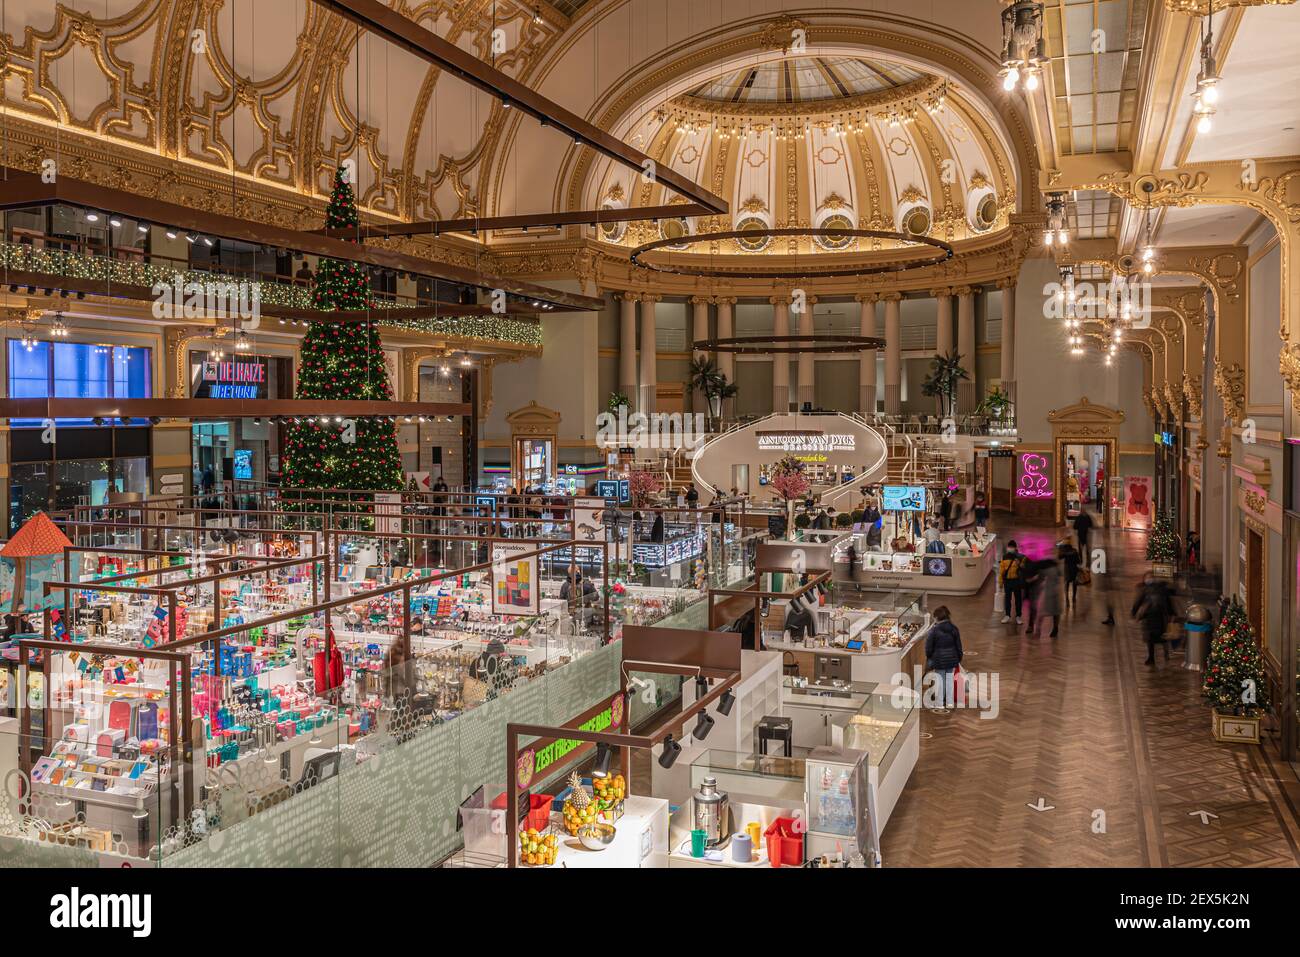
left=96, top=728, right=126, bottom=757
left=276, top=720, right=296, bottom=741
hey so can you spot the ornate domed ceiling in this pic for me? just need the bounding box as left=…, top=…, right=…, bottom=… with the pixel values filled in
left=583, top=53, right=1017, bottom=257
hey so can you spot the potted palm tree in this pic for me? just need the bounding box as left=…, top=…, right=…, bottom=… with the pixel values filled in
left=689, top=357, right=736, bottom=425
left=976, top=385, right=1011, bottom=423
left=920, top=350, right=970, bottom=419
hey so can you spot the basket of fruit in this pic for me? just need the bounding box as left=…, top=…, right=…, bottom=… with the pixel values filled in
left=591, top=772, right=627, bottom=822
left=519, top=827, right=559, bottom=866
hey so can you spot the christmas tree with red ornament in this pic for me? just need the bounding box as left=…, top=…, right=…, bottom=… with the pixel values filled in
left=281, top=167, right=403, bottom=497
left=1202, top=597, right=1269, bottom=717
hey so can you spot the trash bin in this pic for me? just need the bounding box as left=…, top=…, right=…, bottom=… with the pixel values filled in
left=1183, top=603, right=1212, bottom=671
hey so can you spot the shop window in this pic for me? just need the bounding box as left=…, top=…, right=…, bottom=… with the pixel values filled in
left=7, top=340, right=151, bottom=427
left=8, top=340, right=49, bottom=397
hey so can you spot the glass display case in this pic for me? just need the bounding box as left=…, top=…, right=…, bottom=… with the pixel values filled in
left=834, top=589, right=928, bottom=650
left=782, top=677, right=918, bottom=765
left=804, top=746, right=876, bottom=865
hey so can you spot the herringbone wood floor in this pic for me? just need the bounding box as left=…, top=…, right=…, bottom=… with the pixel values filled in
left=880, top=522, right=1300, bottom=867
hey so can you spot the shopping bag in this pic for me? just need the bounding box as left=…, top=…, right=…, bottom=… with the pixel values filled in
left=1078, top=568, right=1092, bottom=586
left=951, top=665, right=966, bottom=707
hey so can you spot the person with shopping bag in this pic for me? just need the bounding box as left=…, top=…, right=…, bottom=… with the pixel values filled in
left=924, top=606, right=963, bottom=709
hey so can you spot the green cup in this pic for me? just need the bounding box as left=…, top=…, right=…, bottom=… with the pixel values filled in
left=690, top=829, right=707, bottom=857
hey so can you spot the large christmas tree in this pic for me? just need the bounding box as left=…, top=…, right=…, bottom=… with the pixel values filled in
left=1145, top=511, right=1178, bottom=563
left=281, top=168, right=403, bottom=497
left=1203, top=598, right=1269, bottom=716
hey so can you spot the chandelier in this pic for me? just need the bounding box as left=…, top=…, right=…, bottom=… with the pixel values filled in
left=1044, top=193, right=1069, bottom=246
left=1192, top=5, right=1221, bottom=134
left=50, top=312, right=69, bottom=338
left=999, top=1, right=1048, bottom=92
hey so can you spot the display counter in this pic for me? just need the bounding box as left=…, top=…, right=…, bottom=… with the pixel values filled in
left=831, top=531, right=998, bottom=596
left=548, top=795, right=669, bottom=869
left=779, top=679, right=920, bottom=831
left=763, top=590, right=929, bottom=685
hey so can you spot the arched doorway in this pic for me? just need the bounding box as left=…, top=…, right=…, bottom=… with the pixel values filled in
left=506, top=401, right=561, bottom=491
left=1047, top=397, right=1125, bottom=528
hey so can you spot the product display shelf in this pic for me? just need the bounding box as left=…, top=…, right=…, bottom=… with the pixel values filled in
left=544, top=795, right=669, bottom=868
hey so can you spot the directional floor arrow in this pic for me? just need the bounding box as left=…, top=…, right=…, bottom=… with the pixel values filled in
left=1027, top=797, right=1055, bottom=812
left=1188, top=810, right=1219, bottom=825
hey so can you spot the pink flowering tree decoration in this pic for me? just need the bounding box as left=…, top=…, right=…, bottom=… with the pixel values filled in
left=768, top=454, right=810, bottom=539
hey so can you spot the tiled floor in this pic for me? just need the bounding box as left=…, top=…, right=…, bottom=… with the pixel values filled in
left=879, top=521, right=1300, bottom=867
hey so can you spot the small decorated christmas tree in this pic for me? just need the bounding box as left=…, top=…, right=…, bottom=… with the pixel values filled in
left=1145, top=511, right=1178, bottom=563
left=1203, top=598, right=1269, bottom=717
left=282, top=167, right=403, bottom=500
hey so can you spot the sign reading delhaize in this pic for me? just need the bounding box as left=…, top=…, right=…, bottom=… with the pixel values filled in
left=756, top=431, right=856, bottom=454
left=192, top=354, right=268, bottom=399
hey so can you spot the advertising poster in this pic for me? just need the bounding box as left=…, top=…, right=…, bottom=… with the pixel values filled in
left=573, top=496, right=605, bottom=543
left=405, top=471, right=432, bottom=492
left=491, top=541, right=539, bottom=616
left=374, top=492, right=402, bottom=536
left=1124, top=476, right=1153, bottom=530
left=233, top=449, right=253, bottom=481
left=881, top=485, right=927, bottom=512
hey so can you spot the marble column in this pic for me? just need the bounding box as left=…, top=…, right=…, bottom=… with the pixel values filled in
left=619, top=292, right=638, bottom=405
left=956, top=286, right=977, bottom=413
left=715, top=297, right=736, bottom=420
left=771, top=294, right=791, bottom=413
left=998, top=280, right=1016, bottom=406
left=857, top=293, right=878, bottom=415
left=933, top=288, right=954, bottom=356
left=639, top=294, right=660, bottom=415
left=691, top=296, right=711, bottom=414
left=882, top=293, right=903, bottom=415
left=796, top=294, right=818, bottom=409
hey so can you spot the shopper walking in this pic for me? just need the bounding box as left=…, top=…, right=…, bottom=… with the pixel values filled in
left=1131, top=574, right=1176, bottom=665
left=864, top=502, right=883, bottom=549
left=939, top=492, right=953, bottom=532
left=1186, top=530, right=1200, bottom=569
left=999, top=539, right=1027, bottom=623
left=973, top=494, right=989, bottom=531
left=1031, top=557, right=1063, bottom=637
left=1059, top=539, right=1082, bottom=609
left=924, top=605, right=963, bottom=709
left=1072, top=509, right=1094, bottom=561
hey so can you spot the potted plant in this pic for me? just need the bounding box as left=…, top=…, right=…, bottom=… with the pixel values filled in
left=606, top=391, right=631, bottom=415
left=920, top=350, right=969, bottom=419
left=689, top=358, right=736, bottom=424
left=976, top=385, right=1012, bottom=424
left=1203, top=598, right=1270, bottom=744
left=769, top=454, right=811, bottom=540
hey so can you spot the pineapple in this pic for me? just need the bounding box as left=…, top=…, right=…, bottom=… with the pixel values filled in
left=567, top=771, right=591, bottom=809
left=562, top=771, right=596, bottom=835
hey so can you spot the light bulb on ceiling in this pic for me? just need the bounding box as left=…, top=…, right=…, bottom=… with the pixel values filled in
left=1196, top=112, right=1212, bottom=135
left=1002, top=67, right=1019, bottom=91
left=1142, top=260, right=1155, bottom=275
left=1025, top=70, right=1040, bottom=91
left=1044, top=230, right=1055, bottom=246
left=1057, top=228, right=1069, bottom=244
left=1141, top=245, right=1155, bottom=262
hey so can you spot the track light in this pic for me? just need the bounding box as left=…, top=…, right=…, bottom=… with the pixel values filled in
left=717, top=688, right=735, bottom=717
left=149, top=416, right=160, bottom=425
left=165, top=230, right=177, bottom=240
left=185, top=234, right=196, bottom=244
left=137, top=223, right=149, bottom=234
left=591, top=742, right=612, bottom=778
left=657, top=734, right=681, bottom=769
left=109, top=218, right=122, bottom=228
left=85, top=212, right=99, bottom=223
left=693, top=709, right=715, bottom=741
left=92, top=417, right=104, bottom=427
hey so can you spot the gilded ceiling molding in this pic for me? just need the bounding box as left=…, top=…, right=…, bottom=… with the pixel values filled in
left=1164, top=0, right=1297, bottom=10
left=1213, top=359, right=1246, bottom=424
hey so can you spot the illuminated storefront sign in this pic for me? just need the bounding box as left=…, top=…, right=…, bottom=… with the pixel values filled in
left=192, top=354, right=268, bottom=400
left=1016, top=453, right=1054, bottom=499
left=756, top=431, right=856, bottom=454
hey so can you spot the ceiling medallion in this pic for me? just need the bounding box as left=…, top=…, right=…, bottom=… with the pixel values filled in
left=695, top=334, right=887, bottom=355
left=630, top=227, right=954, bottom=280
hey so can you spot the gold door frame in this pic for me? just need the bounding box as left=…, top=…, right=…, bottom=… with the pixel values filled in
left=1047, top=397, right=1127, bottom=529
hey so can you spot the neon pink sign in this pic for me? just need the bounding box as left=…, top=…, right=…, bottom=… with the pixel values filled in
left=1016, top=453, right=1053, bottom=499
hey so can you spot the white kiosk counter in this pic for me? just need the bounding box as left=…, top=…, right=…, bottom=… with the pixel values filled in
left=832, top=531, right=998, bottom=597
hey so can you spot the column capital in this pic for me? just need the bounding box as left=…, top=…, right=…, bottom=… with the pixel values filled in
left=854, top=292, right=879, bottom=304
left=714, top=296, right=738, bottom=307
left=769, top=294, right=791, bottom=306
left=952, top=285, right=977, bottom=297
left=640, top=293, right=662, bottom=304
left=689, top=295, right=711, bottom=306
left=617, top=290, right=641, bottom=302
left=995, top=277, right=1018, bottom=290
left=930, top=287, right=955, bottom=299
left=879, top=291, right=904, bottom=303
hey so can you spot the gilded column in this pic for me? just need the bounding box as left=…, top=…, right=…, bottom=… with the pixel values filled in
left=933, top=288, right=954, bottom=357
left=691, top=296, right=711, bottom=414
left=882, top=293, right=903, bottom=415
left=618, top=292, right=638, bottom=406
left=956, top=286, right=977, bottom=413
left=771, top=293, right=791, bottom=414
left=857, top=293, right=878, bottom=415
left=638, top=294, right=660, bottom=415
left=998, top=279, right=1016, bottom=406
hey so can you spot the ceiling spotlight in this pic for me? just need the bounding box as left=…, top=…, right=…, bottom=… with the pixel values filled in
left=137, top=223, right=149, bottom=234
left=252, top=417, right=261, bottom=425
left=185, top=234, right=196, bottom=244
left=165, top=230, right=177, bottom=240
left=85, top=212, right=99, bottom=223
left=109, top=218, right=122, bottom=228
left=693, top=709, right=715, bottom=741
left=657, top=734, right=681, bottom=769
left=202, top=236, right=214, bottom=247
left=717, top=688, right=735, bottom=716
left=149, top=416, right=160, bottom=425
left=591, top=742, right=613, bottom=778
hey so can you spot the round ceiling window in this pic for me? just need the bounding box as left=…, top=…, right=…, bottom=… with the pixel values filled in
left=734, top=216, right=771, bottom=252
left=815, top=213, right=855, bottom=250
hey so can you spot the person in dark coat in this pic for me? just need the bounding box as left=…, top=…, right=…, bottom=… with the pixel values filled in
left=973, top=494, right=989, bottom=530
left=1059, top=540, right=1082, bottom=609
left=649, top=512, right=665, bottom=543
left=924, top=605, right=963, bottom=708
left=1072, top=509, right=1094, bottom=559
left=1131, top=575, right=1176, bottom=664
left=863, top=503, right=883, bottom=548
left=939, top=493, right=953, bottom=531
